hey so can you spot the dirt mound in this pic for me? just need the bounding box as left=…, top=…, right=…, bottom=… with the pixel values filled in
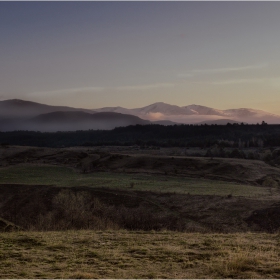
left=102, top=155, right=280, bottom=186
left=246, top=203, right=280, bottom=232
left=257, top=175, right=280, bottom=188
left=0, top=184, right=278, bottom=233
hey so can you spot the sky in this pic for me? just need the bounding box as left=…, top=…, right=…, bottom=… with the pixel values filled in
left=1, top=1, right=280, bottom=114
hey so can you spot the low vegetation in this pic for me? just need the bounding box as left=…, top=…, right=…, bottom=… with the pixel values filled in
left=0, top=165, right=270, bottom=197
left=1, top=146, right=280, bottom=188
left=1, top=230, right=280, bottom=279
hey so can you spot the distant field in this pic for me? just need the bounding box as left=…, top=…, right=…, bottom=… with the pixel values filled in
left=0, top=164, right=270, bottom=197
left=1, top=230, right=280, bottom=279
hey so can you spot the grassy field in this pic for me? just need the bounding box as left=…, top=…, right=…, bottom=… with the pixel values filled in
left=1, top=230, right=280, bottom=279
left=0, top=164, right=270, bottom=197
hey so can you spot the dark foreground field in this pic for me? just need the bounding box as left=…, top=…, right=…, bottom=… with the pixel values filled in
left=1, top=146, right=280, bottom=278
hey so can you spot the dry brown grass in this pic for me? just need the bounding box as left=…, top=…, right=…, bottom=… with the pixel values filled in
left=1, top=230, right=280, bottom=278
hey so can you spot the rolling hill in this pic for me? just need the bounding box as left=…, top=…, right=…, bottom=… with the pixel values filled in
left=0, top=99, right=93, bottom=119
left=0, top=110, right=150, bottom=132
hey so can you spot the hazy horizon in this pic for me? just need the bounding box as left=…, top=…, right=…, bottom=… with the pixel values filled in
left=1, top=2, right=280, bottom=113
left=2, top=98, right=280, bottom=126
left=1, top=97, right=280, bottom=113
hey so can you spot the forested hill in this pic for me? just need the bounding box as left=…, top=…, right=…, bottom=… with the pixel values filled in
left=0, top=123, right=280, bottom=148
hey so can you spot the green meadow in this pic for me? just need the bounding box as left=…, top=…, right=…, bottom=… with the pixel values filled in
left=0, top=164, right=269, bottom=197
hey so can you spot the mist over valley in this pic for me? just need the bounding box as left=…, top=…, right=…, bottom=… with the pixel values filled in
left=1, top=99, right=280, bottom=132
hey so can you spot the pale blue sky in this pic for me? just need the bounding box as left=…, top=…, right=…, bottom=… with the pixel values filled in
left=1, top=2, right=280, bottom=113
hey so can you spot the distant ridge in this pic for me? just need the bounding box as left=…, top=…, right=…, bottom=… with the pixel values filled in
left=94, top=101, right=280, bottom=124
left=0, top=99, right=93, bottom=118
left=0, top=110, right=150, bottom=132
left=1, top=98, right=280, bottom=132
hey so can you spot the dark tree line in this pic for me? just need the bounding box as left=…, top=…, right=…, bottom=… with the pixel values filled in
left=1, top=123, right=280, bottom=148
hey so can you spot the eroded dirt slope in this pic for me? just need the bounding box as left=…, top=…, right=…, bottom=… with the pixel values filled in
left=0, top=184, right=279, bottom=233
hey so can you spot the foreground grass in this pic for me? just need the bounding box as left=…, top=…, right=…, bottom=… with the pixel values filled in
left=0, top=230, right=280, bottom=278
left=0, top=164, right=269, bottom=197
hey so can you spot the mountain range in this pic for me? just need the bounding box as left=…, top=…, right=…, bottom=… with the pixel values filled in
left=0, top=99, right=279, bottom=132
left=94, top=102, right=280, bottom=124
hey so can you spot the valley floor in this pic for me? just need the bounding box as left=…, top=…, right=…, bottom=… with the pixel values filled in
left=1, top=230, right=280, bottom=279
